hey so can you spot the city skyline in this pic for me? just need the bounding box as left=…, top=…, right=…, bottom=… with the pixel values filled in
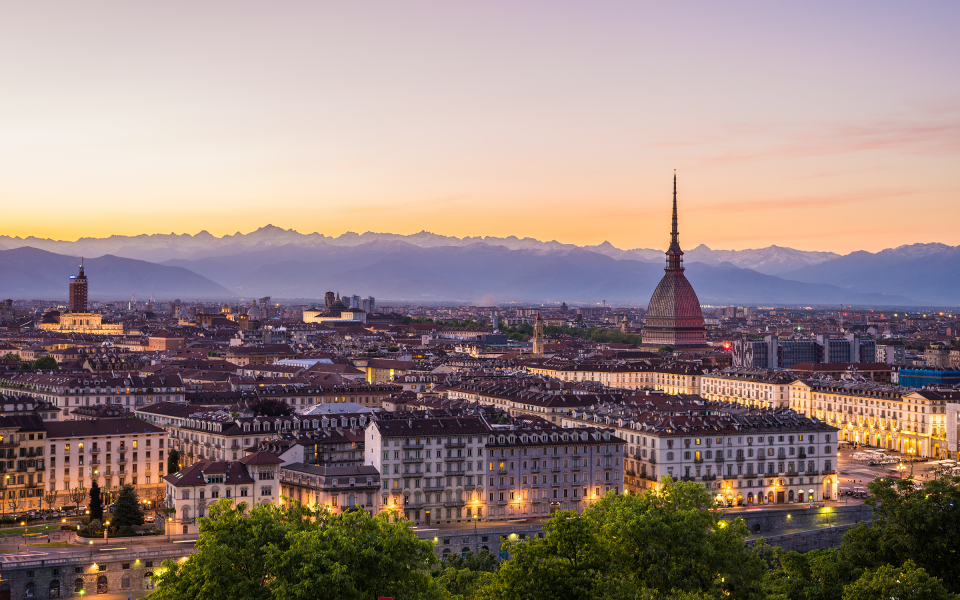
left=2, top=1, right=959, bottom=253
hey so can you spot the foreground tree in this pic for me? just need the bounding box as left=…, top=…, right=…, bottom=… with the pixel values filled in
left=153, top=501, right=442, bottom=600
left=764, top=547, right=860, bottom=600
left=840, top=475, right=960, bottom=593
left=843, top=560, right=955, bottom=600
left=486, top=479, right=766, bottom=600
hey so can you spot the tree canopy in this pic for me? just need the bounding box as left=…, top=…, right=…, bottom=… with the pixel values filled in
left=151, top=475, right=960, bottom=600
left=153, top=501, right=440, bottom=600
left=111, top=484, right=144, bottom=530
left=32, top=356, right=58, bottom=370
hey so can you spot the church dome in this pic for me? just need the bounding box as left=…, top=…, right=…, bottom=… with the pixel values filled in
left=646, top=272, right=704, bottom=324
left=641, top=174, right=706, bottom=349
left=247, top=305, right=261, bottom=319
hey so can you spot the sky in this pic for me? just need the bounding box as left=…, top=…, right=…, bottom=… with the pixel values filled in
left=1, top=1, right=958, bottom=254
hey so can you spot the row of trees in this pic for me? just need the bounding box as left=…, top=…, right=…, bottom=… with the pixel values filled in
left=2, top=353, right=59, bottom=370
left=152, top=475, right=960, bottom=600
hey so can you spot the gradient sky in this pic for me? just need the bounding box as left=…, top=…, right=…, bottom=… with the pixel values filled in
left=2, top=1, right=958, bottom=254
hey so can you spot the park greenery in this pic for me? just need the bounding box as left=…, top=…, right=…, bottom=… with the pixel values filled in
left=397, top=316, right=644, bottom=345
left=152, top=476, right=960, bottom=600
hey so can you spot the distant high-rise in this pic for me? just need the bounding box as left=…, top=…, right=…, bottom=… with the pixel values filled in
left=641, top=174, right=706, bottom=349
left=68, top=260, right=88, bottom=313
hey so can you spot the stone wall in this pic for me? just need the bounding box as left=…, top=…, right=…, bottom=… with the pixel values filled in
left=0, top=547, right=192, bottom=598
left=752, top=524, right=854, bottom=553
left=723, top=504, right=871, bottom=535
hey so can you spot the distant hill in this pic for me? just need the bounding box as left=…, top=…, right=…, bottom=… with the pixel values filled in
left=783, top=243, right=960, bottom=306
left=0, top=247, right=233, bottom=300
left=163, top=240, right=915, bottom=305
left=0, top=225, right=838, bottom=274
left=1, top=230, right=949, bottom=305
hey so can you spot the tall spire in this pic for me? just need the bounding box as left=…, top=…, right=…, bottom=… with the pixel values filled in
left=665, top=171, right=684, bottom=271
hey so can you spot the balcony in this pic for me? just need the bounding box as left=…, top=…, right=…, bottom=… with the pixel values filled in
left=722, top=474, right=738, bottom=480
left=424, top=482, right=445, bottom=490
left=117, top=457, right=128, bottom=464
left=648, top=456, right=657, bottom=464
left=401, top=472, right=422, bottom=479
left=444, top=441, right=466, bottom=449
left=403, top=442, right=425, bottom=450
left=701, top=475, right=717, bottom=481
left=444, top=499, right=465, bottom=507
left=88, top=447, right=101, bottom=454
left=402, top=456, right=424, bottom=464
left=714, top=455, right=724, bottom=462
left=735, top=456, right=745, bottom=462
left=550, top=466, right=562, bottom=473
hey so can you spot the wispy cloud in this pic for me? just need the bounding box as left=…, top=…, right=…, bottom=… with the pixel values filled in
left=651, top=107, right=960, bottom=168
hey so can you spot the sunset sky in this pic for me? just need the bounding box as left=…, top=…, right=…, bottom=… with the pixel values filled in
left=1, top=1, right=958, bottom=254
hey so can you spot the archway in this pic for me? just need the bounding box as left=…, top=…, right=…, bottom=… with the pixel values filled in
left=48, top=580, right=60, bottom=598
left=97, top=575, right=108, bottom=594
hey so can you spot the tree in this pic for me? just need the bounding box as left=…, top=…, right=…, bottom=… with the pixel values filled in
left=843, top=560, right=954, bottom=600
left=764, top=547, right=860, bottom=600
left=32, top=356, right=58, bottom=370
left=153, top=501, right=442, bottom=600
left=111, top=484, right=144, bottom=529
left=42, top=490, right=58, bottom=513
left=67, top=487, right=87, bottom=510
left=442, top=549, right=498, bottom=572
left=89, top=480, right=104, bottom=522
left=167, top=448, right=181, bottom=474
left=486, top=479, right=766, bottom=600
left=245, top=398, right=294, bottom=417
left=658, top=345, right=674, bottom=353
left=2, top=352, right=19, bottom=360
left=839, top=475, right=960, bottom=592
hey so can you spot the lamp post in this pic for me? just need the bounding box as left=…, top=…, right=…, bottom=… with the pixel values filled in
left=104, top=520, right=110, bottom=542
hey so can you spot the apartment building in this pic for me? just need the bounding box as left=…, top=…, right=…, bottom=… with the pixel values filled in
left=278, top=463, right=381, bottom=515
left=136, top=403, right=373, bottom=468
left=46, top=419, right=169, bottom=499
left=483, top=426, right=624, bottom=520
left=444, top=382, right=610, bottom=424
left=365, top=416, right=491, bottom=526
left=699, top=369, right=795, bottom=409
left=164, top=452, right=282, bottom=535
left=565, top=404, right=839, bottom=504
left=0, top=415, right=48, bottom=514
left=789, top=379, right=952, bottom=458
left=523, top=360, right=703, bottom=394
left=0, top=373, right=185, bottom=418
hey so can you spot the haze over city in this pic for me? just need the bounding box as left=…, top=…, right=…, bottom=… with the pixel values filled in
left=2, top=1, right=959, bottom=253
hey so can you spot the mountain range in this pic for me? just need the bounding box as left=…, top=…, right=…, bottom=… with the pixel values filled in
left=0, top=227, right=957, bottom=305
